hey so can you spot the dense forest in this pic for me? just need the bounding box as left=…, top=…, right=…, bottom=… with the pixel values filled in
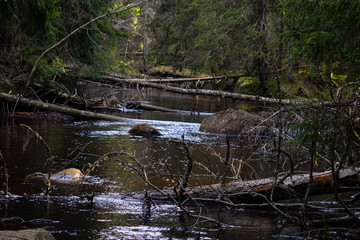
left=1, top=0, right=359, bottom=93
left=1, top=0, right=360, bottom=239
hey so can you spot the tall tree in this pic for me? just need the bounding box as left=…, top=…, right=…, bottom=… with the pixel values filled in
left=281, top=0, right=360, bottom=83
left=253, top=0, right=268, bottom=93
left=150, top=0, right=280, bottom=92
left=0, top=0, right=129, bottom=85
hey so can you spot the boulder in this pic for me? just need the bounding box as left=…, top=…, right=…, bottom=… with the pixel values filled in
left=0, top=229, right=56, bottom=240
left=199, top=109, right=264, bottom=135
left=129, top=123, right=161, bottom=137
left=50, top=168, right=83, bottom=184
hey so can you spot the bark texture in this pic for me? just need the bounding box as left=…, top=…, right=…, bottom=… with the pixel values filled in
left=0, top=93, right=128, bottom=121
left=147, top=167, right=360, bottom=204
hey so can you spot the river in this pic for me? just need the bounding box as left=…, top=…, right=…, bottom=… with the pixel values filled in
left=0, top=85, right=357, bottom=239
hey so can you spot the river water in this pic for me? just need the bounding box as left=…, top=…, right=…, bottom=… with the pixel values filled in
left=0, top=85, right=357, bottom=239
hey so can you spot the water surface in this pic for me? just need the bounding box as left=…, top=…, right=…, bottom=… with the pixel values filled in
left=1, top=85, right=356, bottom=239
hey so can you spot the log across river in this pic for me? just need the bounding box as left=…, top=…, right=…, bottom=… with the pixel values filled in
left=146, top=167, right=360, bottom=204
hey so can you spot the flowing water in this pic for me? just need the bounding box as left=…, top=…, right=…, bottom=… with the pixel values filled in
left=0, top=85, right=357, bottom=239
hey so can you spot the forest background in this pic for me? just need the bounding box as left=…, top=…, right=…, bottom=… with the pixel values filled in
left=1, top=0, right=359, bottom=96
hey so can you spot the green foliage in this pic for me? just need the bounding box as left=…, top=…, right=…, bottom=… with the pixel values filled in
left=149, top=0, right=285, bottom=93
left=0, top=0, right=61, bottom=48
left=288, top=105, right=360, bottom=167
left=0, top=0, right=129, bottom=84
left=281, top=0, right=360, bottom=82
left=149, top=0, right=259, bottom=75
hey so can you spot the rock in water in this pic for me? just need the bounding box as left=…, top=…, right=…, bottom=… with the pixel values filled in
left=129, top=123, right=161, bottom=137
left=0, top=229, right=56, bottom=240
left=50, top=168, right=83, bottom=184
left=199, top=109, right=263, bottom=135
left=103, top=95, right=121, bottom=107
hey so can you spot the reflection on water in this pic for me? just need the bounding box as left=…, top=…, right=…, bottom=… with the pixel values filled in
left=1, top=85, right=354, bottom=239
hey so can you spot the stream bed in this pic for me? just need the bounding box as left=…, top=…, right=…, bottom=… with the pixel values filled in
left=1, top=85, right=358, bottom=239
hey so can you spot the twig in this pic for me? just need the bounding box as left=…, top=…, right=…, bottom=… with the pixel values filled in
left=19, top=124, right=55, bottom=196
left=0, top=151, right=9, bottom=195
left=221, top=136, right=231, bottom=184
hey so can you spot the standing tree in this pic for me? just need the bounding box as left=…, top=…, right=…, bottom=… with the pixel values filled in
left=281, top=0, right=360, bottom=84
left=253, top=0, right=268, bottom=93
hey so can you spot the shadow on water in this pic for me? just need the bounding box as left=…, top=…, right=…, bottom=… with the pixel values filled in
left=1, top=85, right=358, bottom=239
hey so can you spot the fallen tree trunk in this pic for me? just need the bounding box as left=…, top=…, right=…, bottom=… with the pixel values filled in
left=136, top=74, right=247, bottom=83
left=102, top=74, right=335, bottom=106
left=147, top=167, right=360, bottom=204
left=0, top=93, right=128, bottom=122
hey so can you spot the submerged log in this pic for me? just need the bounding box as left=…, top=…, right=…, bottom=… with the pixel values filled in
left=0, top=92, right=128, bottom=121
left=126, top=101, right=176, bottom=112
left=147, top=168, right=360, bottom=204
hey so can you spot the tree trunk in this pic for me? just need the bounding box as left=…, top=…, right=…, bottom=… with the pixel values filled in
left=143, top=2, right=148, bottom=74
left=146, top=167, right=360, bottom=204
left=104, top=74, right=247, bottom=83
left=288, top=39, right=294, bottom=83
left=0, top=93, right=128, bottom=122
left=102, top=74, right=335, bottom=106
left=255, top=0, right=268, bottom=93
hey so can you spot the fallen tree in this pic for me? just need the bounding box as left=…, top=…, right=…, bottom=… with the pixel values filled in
left=145, top=167, right=360, bottom=204
left=137, top=74, right=247, bottom=83
left=102, top=74, right=336, bottom=106
left=0, top=92, right=128, bottom=121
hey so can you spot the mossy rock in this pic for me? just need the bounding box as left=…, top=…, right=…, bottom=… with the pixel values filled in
left=129, top=123, right=161, bottom=137
left=199, top=109, right=265, bottom=135
left=0, top=229, right=56, bottom=240
left=50, top=168, right=83, bottom=184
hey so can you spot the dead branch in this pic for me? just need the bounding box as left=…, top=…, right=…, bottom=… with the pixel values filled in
left=0, top=151, right=9, bottom=195
left=19, top=124, right=54, bottom=195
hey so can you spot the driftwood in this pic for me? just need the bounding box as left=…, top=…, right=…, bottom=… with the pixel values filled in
left=0, top=93, right=128, bottom=121
left=102, top=74, right=335, bottom=106
left=147, top=167, right=360, bottom=204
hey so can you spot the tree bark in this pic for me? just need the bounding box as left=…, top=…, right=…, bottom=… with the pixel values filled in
left=106, top=74, right=247, bottom=83
left=146, top=167, right=360, bottom=204
left=143, top=2, right=148, bottom=74
left=255, top=0, right=268, bottom=93
left=103, top=74, right=335, bottom=106
left=0, top=93, right=128, bottom=122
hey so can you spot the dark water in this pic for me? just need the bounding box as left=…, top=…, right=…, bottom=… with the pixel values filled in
left=0, top=85, right=357, bottom=239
